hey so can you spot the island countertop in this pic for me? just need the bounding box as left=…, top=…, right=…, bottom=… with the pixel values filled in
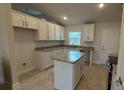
left=52, top=49, right=85, bottom=64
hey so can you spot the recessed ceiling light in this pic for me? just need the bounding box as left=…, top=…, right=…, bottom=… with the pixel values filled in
left=99, top=3, right=104, bottom=8
left=63, top=16, right=67, bottom=20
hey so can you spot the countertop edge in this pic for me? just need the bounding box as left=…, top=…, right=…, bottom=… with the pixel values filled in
left=35, top=45, right=94, bottom=52
left=52, top=52, right=86, bottom=64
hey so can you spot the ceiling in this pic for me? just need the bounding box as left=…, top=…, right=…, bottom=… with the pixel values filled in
left=12, top=3, right=122, bottom=26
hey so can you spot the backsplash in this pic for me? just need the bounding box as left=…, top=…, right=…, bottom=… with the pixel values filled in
left=35, top=41, right=64, bottom=48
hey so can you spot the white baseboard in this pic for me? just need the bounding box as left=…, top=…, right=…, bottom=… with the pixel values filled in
left=12, top=82, right=21, bottom=90
left=18, top=66, right=36, bottom=76
left=92, top=60, right=106, bottom=64
left=0, top=61, right=4, bottom=84
left=0, top=77, right=4, bottom=84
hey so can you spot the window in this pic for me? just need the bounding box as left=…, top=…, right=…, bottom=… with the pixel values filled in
left=69, top=51, right=80, bottom=62
left=69, top=32, right=81, bottom=45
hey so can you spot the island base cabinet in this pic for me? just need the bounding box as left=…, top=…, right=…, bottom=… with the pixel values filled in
left=54, top=59, right=84, bottom=90
left=54, top=60, right=74, bottom=90
left=73, top=58, right=85, bottom=87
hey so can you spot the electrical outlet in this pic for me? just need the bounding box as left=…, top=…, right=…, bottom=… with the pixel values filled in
left=22, top=62, right=26, bottom=66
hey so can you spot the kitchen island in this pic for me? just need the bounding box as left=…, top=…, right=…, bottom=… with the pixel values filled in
left=35, top=45, right=94, bottom=67
left=52, top=49, right=86, bottom=90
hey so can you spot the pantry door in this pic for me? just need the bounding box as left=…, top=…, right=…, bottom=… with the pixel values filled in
left=100, top=29, right=120, bottom=64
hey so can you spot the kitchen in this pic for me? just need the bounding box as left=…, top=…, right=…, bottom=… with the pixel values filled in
left=0, top=3, right=124, bottom=90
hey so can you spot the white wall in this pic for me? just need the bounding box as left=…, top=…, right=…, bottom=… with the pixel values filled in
left=0, top=4, right=18, bottom=89
left=14, top=28, right=36, bottom=76
left=14, top=28, right=63, bottom=76
left=64, top=22, right=121, bottom=64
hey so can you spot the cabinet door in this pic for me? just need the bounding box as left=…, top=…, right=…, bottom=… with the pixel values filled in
left=37, top=51, right=53, bottom=70
left=38, top=20, right=48, bottom=40
left=83, top=25, right=89, bottom=41
left=48, top=22, right=55, bottom=40
left=25, top=16, right=39, bottom=30
left=50, top=50, right=57, bottom=65
left=73, top=62, right=81, bottom=87
left=55, top=24, right=61, bottom=40
left=88, top=24, right=95, bottom=41
left=46, top=52, right=53, bottom=68
left=83, top=24, right=94, bottom=41
left=60, top=26, right=65, bottom=40
left=12, top=11, right=25, bottom=28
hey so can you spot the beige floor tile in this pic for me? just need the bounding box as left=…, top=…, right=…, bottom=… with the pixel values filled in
left=19, top=63, right=107, bottom=90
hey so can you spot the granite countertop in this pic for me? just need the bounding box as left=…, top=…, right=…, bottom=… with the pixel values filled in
left=52, top=49, right=85, bottom=64
left=35, top=45, right=94, bottom=52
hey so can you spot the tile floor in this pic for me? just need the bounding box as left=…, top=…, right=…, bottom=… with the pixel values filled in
left=19, top=63, right=107, bottom=90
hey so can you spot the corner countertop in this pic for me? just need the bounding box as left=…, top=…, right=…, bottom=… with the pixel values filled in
left=52, top=49, right=85, bottom=64
left=35, top=45, right=94, bottom=52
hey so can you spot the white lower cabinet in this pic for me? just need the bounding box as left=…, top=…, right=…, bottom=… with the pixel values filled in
left=36, top=50, right=57, bottom=70
left=36, top=51, right=52, bottom=70
left=73, top=58, right=84, bottom=88
left=73, top=62, right=81, bottom=87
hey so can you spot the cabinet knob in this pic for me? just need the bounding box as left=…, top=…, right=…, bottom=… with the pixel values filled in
left=102, top=46, right=105, bottom=50
left=47, top=35, right=49, bottom=40
left=87, top=36, right=89, bottom=40
left=26, top=21, right=28, bottom=27
left=22, top=21, right=24, bottom=26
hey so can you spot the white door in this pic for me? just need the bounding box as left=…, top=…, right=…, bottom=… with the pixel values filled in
left=48, top=22, right=55, bottom=40
left=38, top=20, right=48, bottom=40
left=25, top=16, right=39, bottom=30
left=12, top=11, right=25, bottom=28
left=100, top=29, right=120, bottom=64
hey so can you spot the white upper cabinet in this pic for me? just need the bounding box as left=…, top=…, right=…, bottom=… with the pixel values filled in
left=83, top=24, right=95, bottom=41
left=35, top=20, right=48, bottom=40
left=60, top=26, right=65, bottom=40
left=48, top=22, right=55, bottom=40
left=12, top=11, right=25, bottom=28
left=55, top=24, right=61, bottom=40
left=25, top=16, right=39, bottom=30
left=12, top=10, right=64, bottom=41
left=12, top=10, right=39, bottom=30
